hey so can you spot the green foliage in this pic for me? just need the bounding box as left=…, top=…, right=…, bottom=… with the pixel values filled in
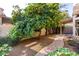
left=11, top=5, right=24, bottom=24
left=0, top=37, right=19, bottom=46
left=0, top=37, right=12, bottom=45
left=10, top=3, right=69, bottom=40
left=0, top=44, right=12, bottom=56
left=9, top=19, right=35, bottom=39
left=24, top=3, right=63, bottom=28
left=48, top=48, right=78, bottom=56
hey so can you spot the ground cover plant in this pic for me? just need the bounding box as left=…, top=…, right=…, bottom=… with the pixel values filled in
left=0, top=37, right=20, bottom=46
left=48, top=48, right=78, bottom=56
left=0, top=44, right=12, bottom=56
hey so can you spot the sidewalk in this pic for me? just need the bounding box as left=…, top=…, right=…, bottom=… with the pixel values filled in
left=35, top=36, right=64, bottom=56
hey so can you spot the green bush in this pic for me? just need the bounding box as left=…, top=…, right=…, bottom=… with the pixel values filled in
left=0, top=37, right=20, bottom=46
left=48, top=48, right=78, bottom=56
left=0, top=37, right=11, bottom=45
left=0, top=44, right=12, bottom=56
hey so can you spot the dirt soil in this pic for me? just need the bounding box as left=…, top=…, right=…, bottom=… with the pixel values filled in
left=8, top=35, right=55, bottom=56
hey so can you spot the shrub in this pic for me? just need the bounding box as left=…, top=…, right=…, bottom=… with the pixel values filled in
left=0, top=37, right=12, bottom=45
left=0, top=44, right=12, bottom=56
left=47, top=48, right=78, bottom=56
left=0, top=37, right=20, bottom=46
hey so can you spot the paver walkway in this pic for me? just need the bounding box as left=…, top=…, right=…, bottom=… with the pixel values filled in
left=35, top=36, right=64, bottom=56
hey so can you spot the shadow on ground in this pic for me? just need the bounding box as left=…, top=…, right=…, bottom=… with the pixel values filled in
left=8, top=35, right=54, bottom=56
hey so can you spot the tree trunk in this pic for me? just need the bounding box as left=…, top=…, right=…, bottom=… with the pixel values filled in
left=45, top=28, right=48, bottom=36
left=38, top=30, right=41, bottom=39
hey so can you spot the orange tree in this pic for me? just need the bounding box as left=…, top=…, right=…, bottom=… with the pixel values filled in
left=9, top=3, right=66, bottom=40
